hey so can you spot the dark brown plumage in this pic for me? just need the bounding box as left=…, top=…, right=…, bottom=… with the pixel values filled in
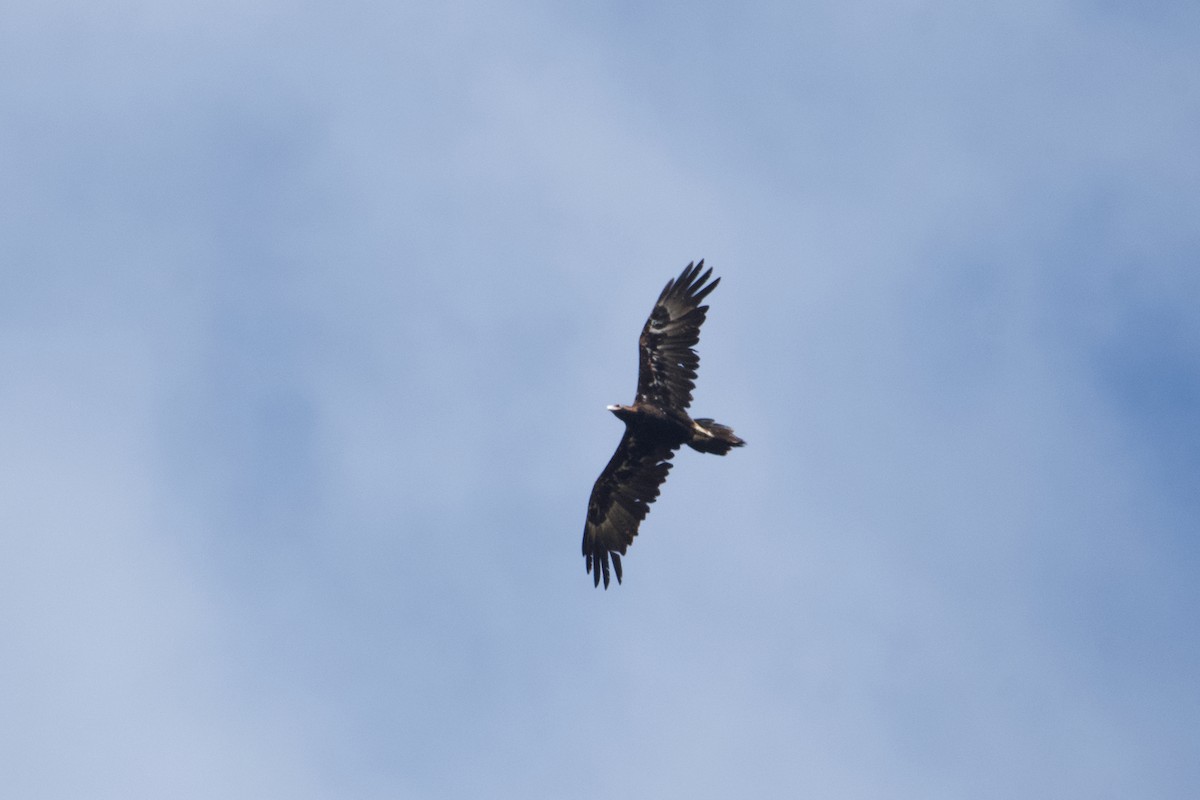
left=582, top=261, right=745, bottom=588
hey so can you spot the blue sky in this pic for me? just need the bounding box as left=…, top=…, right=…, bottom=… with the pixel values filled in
left=3, top=2, right=1198, bottom=797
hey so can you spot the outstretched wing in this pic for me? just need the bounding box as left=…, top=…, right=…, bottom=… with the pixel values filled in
left=582, top=431, right=679, bottom=588
left=636, top=260, right=719, bottom=412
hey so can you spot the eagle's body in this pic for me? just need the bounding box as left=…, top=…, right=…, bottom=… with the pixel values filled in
left=606, top=404, right=689, bottom=446
left=582, top=261, right=744, bottom=588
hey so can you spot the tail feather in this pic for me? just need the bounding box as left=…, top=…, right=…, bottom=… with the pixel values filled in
left=687, top=418, right=745, bottom=455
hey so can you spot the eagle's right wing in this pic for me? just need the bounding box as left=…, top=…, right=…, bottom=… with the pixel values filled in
left=582, top=431, right=679, bottom=588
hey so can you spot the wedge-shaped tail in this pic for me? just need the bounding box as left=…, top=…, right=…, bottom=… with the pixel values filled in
left=687, top=418, right=745, bottom=455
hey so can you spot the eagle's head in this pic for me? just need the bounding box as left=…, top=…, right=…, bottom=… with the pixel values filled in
left=606, top=403, right=636, bottom=423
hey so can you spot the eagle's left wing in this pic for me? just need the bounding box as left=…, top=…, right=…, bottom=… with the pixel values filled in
left=635, top=261, right=719, bottom=412
left=582, top=430, right=679, bottom=588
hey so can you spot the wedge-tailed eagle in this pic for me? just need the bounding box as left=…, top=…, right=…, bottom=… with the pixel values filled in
left=582, top=260, right=744, bottom=588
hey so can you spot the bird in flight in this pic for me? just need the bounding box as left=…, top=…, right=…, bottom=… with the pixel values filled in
left=582, top=260, right=744, bottom=588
